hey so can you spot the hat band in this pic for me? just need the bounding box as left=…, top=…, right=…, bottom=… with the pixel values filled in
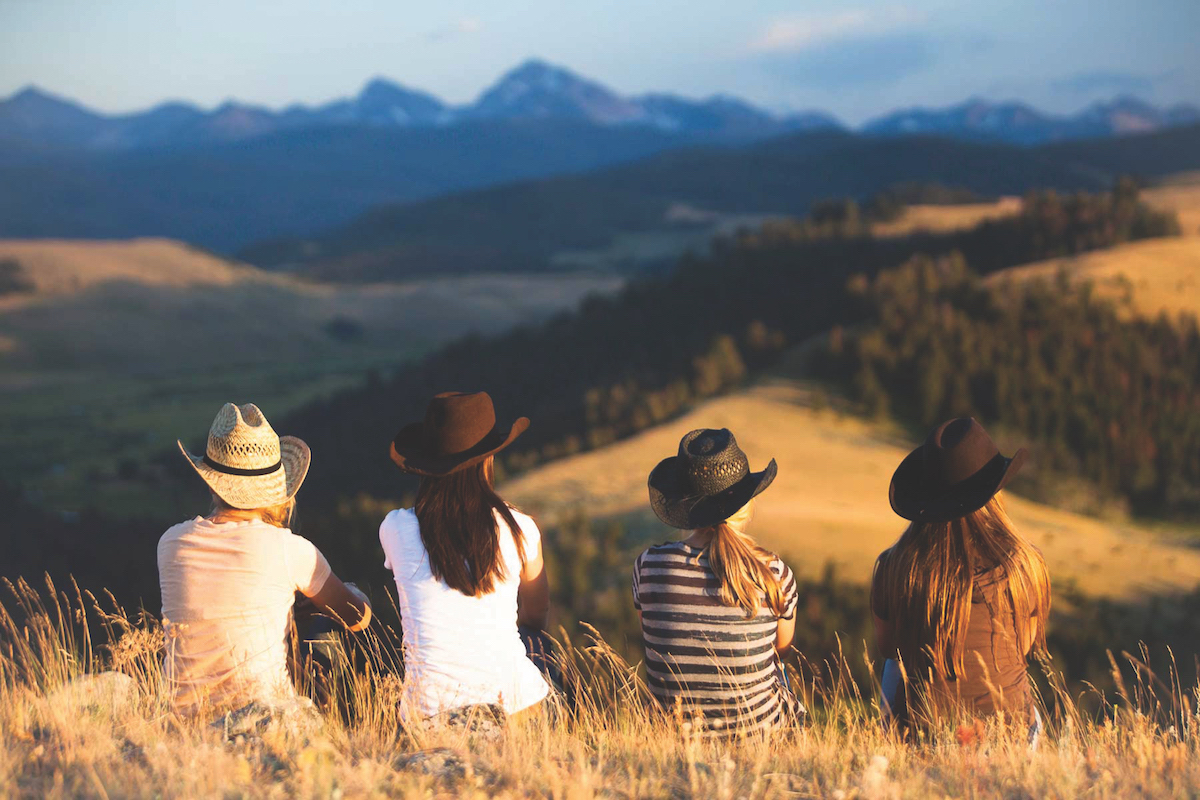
left=203, top=454, right=282, bottom=476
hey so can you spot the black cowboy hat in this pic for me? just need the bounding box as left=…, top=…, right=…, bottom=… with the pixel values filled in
left=648, top=428, right=777, bottom=530
left=889, top=418, right=1027, bottom=523
left=390, top=391, right=529, bottom=477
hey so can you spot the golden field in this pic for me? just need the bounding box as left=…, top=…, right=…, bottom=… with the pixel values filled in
left=1, top=578, right=1198, bottom=799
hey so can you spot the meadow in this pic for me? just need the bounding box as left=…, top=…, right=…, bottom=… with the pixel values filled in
left=2, top=576, right=1198, bottom=799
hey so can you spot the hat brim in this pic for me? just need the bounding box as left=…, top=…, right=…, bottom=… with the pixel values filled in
left=648, top=457, right=777, bottom=530
left=889, top=445, right=1027, bottom=523
left=178, top=435, right=310, bottom=511
left=390, top=417, right=529, bottom=477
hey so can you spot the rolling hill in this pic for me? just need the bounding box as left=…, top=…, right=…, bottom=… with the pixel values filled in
left=503, top=377, right=1200, bottom=600
left=243, top=124, right=1200, bottom=281
left=0, top=238, right=620, bottom=511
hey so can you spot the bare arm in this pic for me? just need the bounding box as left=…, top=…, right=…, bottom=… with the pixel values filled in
left=307, top=576, right=372, bottom=632
left=517, top=541, right=550, bottom=630
left=775, top=614, right=796, bottom=652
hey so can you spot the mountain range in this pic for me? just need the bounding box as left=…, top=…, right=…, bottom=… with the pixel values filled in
left=3, top=59, right=1197, bottom=152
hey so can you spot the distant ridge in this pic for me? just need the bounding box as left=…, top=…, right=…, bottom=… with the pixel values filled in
left=3, top=58, right=1196, bottom=152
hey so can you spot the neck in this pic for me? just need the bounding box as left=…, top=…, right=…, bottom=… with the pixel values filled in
left=207, top=509, right=260, bottom=524
left=684, top=529, right=714, bottom=548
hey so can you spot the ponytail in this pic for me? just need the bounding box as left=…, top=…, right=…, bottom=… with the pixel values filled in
left=703, top=500, right=787, bottom=617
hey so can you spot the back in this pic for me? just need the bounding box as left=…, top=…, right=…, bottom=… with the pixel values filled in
left=379, top=507, right=549, bottom=718
left=873, top=562, right=1032, bottom=722
left=157, top=517, right=331, bottom=711
left=633, top=541, right=799, bottom=737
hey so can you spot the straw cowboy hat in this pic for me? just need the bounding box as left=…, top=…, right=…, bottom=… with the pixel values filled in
left=648, top=428, right=777, bottom=529
left=178, top=403, right=310, bottom=510
left=889, top=417, right=1027, bottom=523
left=390, top=391, right=529, bottom=477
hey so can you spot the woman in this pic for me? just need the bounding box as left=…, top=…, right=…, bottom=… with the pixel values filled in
left=160, top=403, right=371, bottom=713
left=873, top=417, right=1051, bottom=733
left=633, top=428, right=800, bottom=738
left=380, top=391, right=552, bottom=720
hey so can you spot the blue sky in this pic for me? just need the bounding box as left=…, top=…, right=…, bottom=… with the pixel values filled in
left=1, top=0, right=1197, bottom=124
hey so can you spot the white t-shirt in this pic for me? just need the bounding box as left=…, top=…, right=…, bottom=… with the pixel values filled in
left=157, top=517, right=332, bottom=712
left=379, top=507, right=550, bottom=718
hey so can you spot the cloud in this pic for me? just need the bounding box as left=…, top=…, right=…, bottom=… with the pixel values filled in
left=748, top=8, right=923, bottom=53
left=1052, top=71, right=1156, bottom=98
left=427, top=17, right=483, bottom=43
left=756, top=31, right=938, bottom=89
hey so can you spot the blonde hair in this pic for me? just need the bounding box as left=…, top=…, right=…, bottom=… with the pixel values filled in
left=700, top=500, right=788, bottom=617
left=209, top=494, right=297, bottom=529
left=871, top=492, right=1051, bottom=678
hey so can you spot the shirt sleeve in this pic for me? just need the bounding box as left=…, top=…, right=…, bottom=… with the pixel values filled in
left=774, top=559, right=798, bottom=620
left=282, top=532, right=332, bottom=597
left=515, top=510, right=542, bottom=565
left=632, top=551, right=645, bottom=611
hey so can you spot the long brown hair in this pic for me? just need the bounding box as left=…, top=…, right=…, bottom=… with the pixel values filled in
left=871, top=493, right=1051, bottom=678
left=413, top=456, right=524, bottom=597
left=700, top=500, right=788, bottom=617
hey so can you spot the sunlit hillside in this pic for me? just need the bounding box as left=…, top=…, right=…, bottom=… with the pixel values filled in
left=505, top=376, right=1200, bottom=600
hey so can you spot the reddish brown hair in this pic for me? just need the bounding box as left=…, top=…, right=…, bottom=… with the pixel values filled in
left=413, top=456, right=525, bottom=597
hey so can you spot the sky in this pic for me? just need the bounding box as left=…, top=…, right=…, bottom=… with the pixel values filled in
left=1, top=0, right=1198, bottom=125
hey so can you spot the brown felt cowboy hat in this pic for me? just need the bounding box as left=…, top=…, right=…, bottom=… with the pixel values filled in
left=889, top=417, right=1027, bottom=523
left=389, top=391, right=529, bottom=477
left=648, top=428, right=777, bottom=529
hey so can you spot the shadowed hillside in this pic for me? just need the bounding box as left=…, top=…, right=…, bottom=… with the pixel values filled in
left=242, top=125, right=1200, bottom=281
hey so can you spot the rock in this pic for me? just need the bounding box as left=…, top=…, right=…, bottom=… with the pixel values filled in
left=422, top=703, right=507, bottom=741
left=394, top=748, right=468, bottom=781
left=211, top=696, right=323, bottom=741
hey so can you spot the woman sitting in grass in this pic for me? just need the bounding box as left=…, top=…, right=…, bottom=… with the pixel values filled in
left=160, top=403, right=371, bottom=713
left=379, top=391, right=554, bottom=721
left=633, top=428, right=801, bottom=738
left=873, top=417, right=1051, bottom=735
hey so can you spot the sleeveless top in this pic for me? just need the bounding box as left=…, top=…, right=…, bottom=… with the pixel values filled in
left=872, top=559, right=1033, bottom=724
left=632, top=541, right=799, bottom=737
left=378, top=507, right=550, bottom=719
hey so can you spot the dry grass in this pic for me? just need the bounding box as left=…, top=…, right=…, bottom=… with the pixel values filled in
left=2, top=576, right=1198, bottom=798
left=505, top=378, right=1200, bottom=600
left=870, top=198, right=1023, bottom=237
left=989, top=236, right=1200, bottom=321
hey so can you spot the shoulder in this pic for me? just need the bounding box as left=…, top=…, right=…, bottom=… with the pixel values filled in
left=379, top=508, right=418, bottom=539
left=158, top=518, right=198, bottom=551
left=761, top=550, right=792, bottom=577
left=506, top=506, right=540, bottom=535
left=637, top=541, right=686, bottom=564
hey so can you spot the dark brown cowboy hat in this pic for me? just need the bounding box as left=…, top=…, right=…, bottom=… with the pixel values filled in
left=648, top=428, right=777, bottom=530
left=390, top=391, right=529, bottom=477
left=889, top=418, right=1027, bottom=523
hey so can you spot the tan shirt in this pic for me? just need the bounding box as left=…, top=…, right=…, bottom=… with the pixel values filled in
left=157, top=517, right=331, bottom=712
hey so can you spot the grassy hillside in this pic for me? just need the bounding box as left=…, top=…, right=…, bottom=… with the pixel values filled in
left=505, top=376, right=1200, bottom=601
left=0, top=238, right=620, bottom=512
left=242, top=124, right=1200, bottom=281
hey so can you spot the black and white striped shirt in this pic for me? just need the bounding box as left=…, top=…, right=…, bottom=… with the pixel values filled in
left=632, top=540, right=799, bottom=737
